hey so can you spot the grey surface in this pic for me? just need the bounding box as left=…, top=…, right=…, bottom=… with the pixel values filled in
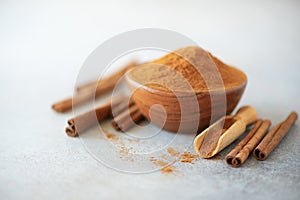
left=1, top=0, right=300, bottom=200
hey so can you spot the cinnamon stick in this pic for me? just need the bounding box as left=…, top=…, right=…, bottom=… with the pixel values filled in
left=254, top=112, right=298, bottom=161
left=111, top=104, right=144, bottom=132
left=111, top=99, right=135, bottom=117
left=65, top=95, right=125, bottom=137
left=76, top=61, right=137, bottom=93
left=52, top=61, right=138, bottom=113
left=226, top=119, right=271, bottom=167
left=52, top=89, right=98, bottom=113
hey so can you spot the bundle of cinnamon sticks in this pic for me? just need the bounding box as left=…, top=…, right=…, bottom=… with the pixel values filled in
left=66, top=94, right=144, bottom=137
left=52, top=61, right=144, bottom=136
left=226, top=111, right=298, bottom=167
left=52, top=61, right=137, bottom=113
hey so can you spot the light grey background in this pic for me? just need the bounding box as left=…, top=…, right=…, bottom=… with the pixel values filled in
left=0, top=0, right=299, bottom=200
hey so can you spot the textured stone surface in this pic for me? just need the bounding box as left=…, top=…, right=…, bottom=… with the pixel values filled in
left=0, top=1, right=299, bottom=200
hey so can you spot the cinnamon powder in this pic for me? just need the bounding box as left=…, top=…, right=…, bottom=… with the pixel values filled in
left=149, top=157, right=176, bottom=173
left=167, top=147, right=180, bottom=157
left=129, top=46, right=246, bottom=93
left=199, top=117, right=236, bottom=158
left=180, top=152, right=198, bottom=163
left=167, top=147, right=199, bottom=163
left=199, top=129, right=226, bottom=158
left=105, top=133, right=119, bottom=142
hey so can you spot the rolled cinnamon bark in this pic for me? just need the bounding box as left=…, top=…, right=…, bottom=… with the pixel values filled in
left=226, top=119, right=271, bottom=167
left=52, top=61, right=138, bottom=113
left=52, top=89, right=98, bottom=113
left=111, top=99, right=135, bottom=117
left=65, top=95, right=125, bottom=137
left=111, top=104, right=144, bottom=132
left=254, top=112, right=298, bottom=161
left=76, top=61, right=137, bottom=93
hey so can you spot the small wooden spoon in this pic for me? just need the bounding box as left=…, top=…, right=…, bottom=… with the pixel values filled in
left=193, top=106, right=258, bottom=158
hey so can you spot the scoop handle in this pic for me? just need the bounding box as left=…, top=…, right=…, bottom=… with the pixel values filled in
left=235, top=106, right=258, bottom=126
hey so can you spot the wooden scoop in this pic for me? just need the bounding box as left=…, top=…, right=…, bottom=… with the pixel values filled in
left=193, top=106, right=258, bottom=158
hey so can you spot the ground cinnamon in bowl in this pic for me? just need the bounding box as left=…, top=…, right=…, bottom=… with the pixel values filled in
left=126, top=46, right=247, bottom=133
left=128, top=46, right=246, bottom=95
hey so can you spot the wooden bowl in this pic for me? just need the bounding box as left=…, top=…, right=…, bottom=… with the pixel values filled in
left=125, top=48, right=247, bottom=133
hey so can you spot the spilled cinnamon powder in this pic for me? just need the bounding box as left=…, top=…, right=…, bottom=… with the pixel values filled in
left=180, top=152, right=198, bottom=163
left=149, top=157, right=176, bottom=174
left=149, top=147, right=200, bottom=174
left=102, top=130, right=138, bottom=162
left=167, top=147, right=199, bottom=163
left=119, top=146, right=131, bottom=155
left=161, top=166, right=174, bottom=173
left=104, top=130, right=198, bottom=172
left=127, top=138, right=140, bottom=143
left=105, top=133, right=119, bottom=142
left=167, top=147, right=180, bottom=157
